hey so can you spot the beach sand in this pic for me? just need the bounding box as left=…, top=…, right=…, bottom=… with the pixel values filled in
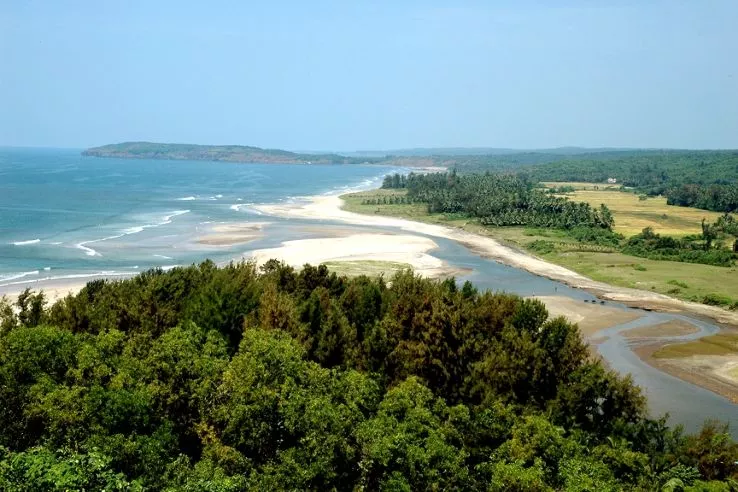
left=1, top=279, right=92, bottom=307
left=247, top=232, right=467, bottom=279
left=533, top=295, right=643, bottom=337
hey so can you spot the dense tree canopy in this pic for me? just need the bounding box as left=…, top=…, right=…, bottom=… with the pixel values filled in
left=520, top=150, right=738, bottom=212
left=383, top=171, right=615, bottom=230
left=0, top=261, right=736, bottom=490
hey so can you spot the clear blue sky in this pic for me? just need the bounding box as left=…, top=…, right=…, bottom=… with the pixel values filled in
left=2, top=1, right=736, bottom=150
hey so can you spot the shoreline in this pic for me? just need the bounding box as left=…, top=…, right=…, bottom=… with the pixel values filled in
left=253, top=193, right=738, bottom=328
left=5, top=190, right=736, bottom=330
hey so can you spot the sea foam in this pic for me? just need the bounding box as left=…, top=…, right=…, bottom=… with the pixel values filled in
left=0, top=270, right=40, bottom=283
left=12, top=238, right=41, bottom=246
left=76, top=210, right=190, bottom=257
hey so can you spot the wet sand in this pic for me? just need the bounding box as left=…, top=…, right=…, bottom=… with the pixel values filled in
left=636, top=344, right=738, bottom=403
left=533, top=295, right=643, bottom=337
left=196, top=222, right=267, bottom=246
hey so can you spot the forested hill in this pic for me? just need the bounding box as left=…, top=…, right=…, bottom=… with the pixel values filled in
left=82, top=142, right=376, bottom=165
left=83, top=143, right=699, bottom=169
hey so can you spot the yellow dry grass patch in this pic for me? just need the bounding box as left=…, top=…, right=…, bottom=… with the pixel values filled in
left=546, top=184, right=722, bottom=236
left=321, top=260, right=412, bottom=277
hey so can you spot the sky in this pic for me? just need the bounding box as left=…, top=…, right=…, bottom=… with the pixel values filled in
left=1, top=0, right=737, bottom=151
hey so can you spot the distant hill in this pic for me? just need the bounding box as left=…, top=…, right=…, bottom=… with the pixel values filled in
left=344, top=146, right=639, bottom=158
left=82, top=142, right=377, bottom=165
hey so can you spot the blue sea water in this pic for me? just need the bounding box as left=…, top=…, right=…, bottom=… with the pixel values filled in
left=0, top=147, right=398, bottom=288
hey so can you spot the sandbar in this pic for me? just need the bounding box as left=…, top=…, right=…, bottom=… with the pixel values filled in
left=247, top=232, right=467, bottom=279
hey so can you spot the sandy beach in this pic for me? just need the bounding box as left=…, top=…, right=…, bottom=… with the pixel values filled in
left=1, top=279, right=91, bottom=306
left=247, top=232, right=467, bottom=279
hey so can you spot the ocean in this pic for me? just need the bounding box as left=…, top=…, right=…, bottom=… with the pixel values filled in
left=0, top=147, right=399, bottom=289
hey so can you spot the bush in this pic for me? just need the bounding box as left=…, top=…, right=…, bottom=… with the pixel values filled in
left=529, top=240, right=556, bottom=254
left=702, top=294, right=734, bottom=307
left=668, top=280, right=689, bottom=289
left=568, top=227, right=623, bottom=247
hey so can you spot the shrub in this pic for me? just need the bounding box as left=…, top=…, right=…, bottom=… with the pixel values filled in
left=529, top=240, right=556, bottom=254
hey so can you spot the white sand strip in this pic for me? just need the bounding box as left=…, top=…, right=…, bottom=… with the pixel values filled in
left=248, top=233, right=462, bottom=278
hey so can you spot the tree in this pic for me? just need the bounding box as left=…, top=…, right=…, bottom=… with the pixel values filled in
left=702, top=218, right=717, bottom=251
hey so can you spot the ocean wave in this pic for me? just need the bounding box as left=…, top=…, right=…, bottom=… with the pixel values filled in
left=76, top=210, right=191, bottom=257
left=76, top=240, right=103, bottom=257
left=153, top=254, right=173, bottom=260
left=12, top=238, right=41, bottom=246
left=176, top=196, right=197, bottom=201
left=0, top=270, right=39, bottom=283
left=230, top=203, right=259, bottom=214
left=0, top=270, right=134, bottom=288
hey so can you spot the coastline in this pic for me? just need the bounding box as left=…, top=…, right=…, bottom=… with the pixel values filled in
left=5, top=189, right=736, bottom=330
left=4, top=184, right=738, bottom=407
left=253, top=193, right=738, bottom=327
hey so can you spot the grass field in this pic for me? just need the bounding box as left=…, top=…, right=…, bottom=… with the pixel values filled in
left=544, top=183, right=722, bottom=236
left=653, top=333, right=738, bottom=359
left=321, top=260, right=412, bottom=277
left=341, top=189, right=738, bottom=308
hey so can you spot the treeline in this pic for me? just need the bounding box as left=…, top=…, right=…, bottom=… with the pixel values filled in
left=362, top=194, right=416, bottom=206
left=1, top=262, right=737, bottom=490
left=521, top=150, right=738, bottom=212
left=383, top=171, right=615, bottom=229
left=667, top=183, right=738, bottom=213
left=380, top=172, right=738, bottom=268
left=623, top=225, right=736, bottom=267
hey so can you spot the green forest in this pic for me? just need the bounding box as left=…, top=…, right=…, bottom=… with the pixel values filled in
left=382, top=172, right=738, bottom=269
left=519, top=151, right=738, bottom=212
left=381, top=171, right=615, bottom=229
left=0, top=262, right=737, bottom=490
